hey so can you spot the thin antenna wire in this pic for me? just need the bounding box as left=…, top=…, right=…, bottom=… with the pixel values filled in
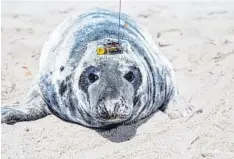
left=118, top=0, right=121, bottom=43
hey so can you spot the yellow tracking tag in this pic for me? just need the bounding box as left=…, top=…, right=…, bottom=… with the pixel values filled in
left=96, top=47, right=106, bottom=55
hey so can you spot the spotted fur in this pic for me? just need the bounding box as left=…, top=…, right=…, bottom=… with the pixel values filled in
left=1, top=8, right=179, bottom=128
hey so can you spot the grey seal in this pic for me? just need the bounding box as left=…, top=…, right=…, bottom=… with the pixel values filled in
left=1, top=8, right=192, bottom=129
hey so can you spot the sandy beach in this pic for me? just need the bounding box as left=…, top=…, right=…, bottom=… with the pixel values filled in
left=1, top=1, right=234, bottom=159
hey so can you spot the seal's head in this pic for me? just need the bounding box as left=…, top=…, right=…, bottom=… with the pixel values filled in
left=79, top=58, right=142, bottom=123
left=75, top=39, right=143, bottom=126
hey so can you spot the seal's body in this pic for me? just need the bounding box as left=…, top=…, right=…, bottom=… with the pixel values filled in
left=1, top=9, right=184, bottom=128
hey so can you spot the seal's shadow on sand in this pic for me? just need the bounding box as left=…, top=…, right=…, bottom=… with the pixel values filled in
left=95, top=114, right=154, bottom=143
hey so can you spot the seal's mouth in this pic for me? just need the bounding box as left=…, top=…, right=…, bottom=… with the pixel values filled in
left=94, top=116, right=131, bottom=126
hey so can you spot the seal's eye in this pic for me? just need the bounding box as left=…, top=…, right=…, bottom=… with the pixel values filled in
left=88, top=73, right=99, bottom=83
left=124, top=71, right=135, bottom=82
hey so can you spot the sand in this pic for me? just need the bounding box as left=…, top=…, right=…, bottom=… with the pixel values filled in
left=1, top=1, right=234, bottom=159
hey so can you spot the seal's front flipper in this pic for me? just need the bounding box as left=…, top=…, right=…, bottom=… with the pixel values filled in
left=165, top=94, right=195, bottom=120
left=1, top=103, right=50, bottom=124
left=1, top=85, right=51, bottom=124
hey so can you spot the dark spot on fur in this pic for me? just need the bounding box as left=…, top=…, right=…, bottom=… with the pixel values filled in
left=68, top=95, right=77, bottom=114
left=160, top=83, right=164, bottom=92
left=59, top=80, right=67, bottom=96
left=66, top=75, right=72, bottom=81
left=133, top=96, right=139, bottom=106
left=83, top=62, right=88, bottom=67
left=50, top=71, right=53, bottom=75
left=60, top=66, right=64, bottom=72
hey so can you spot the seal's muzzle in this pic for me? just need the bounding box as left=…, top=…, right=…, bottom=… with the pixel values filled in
left=94, top=86, right=132, bottom=122
left=97, top=98, right=130, bottom=121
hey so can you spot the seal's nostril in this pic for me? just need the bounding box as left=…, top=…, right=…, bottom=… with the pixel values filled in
left=97, top=101, right=110, bottom=119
